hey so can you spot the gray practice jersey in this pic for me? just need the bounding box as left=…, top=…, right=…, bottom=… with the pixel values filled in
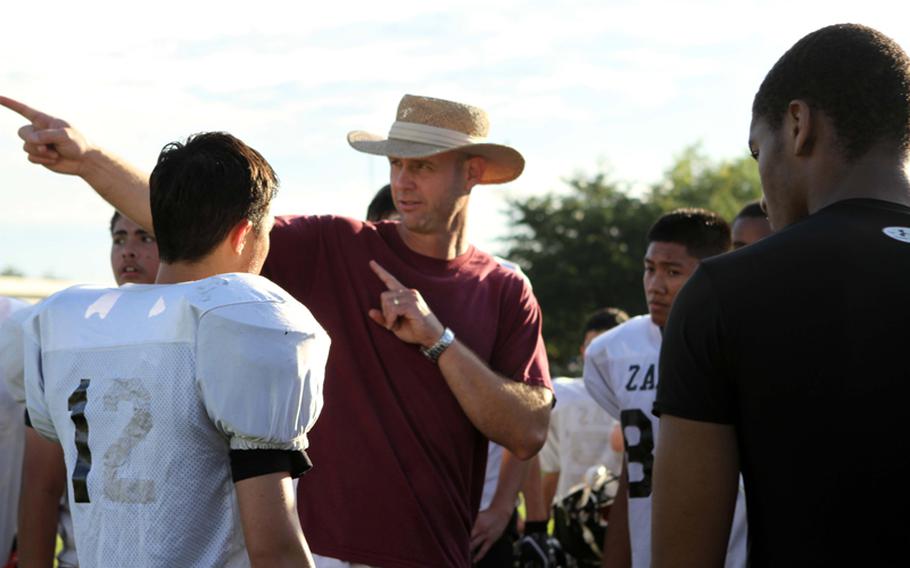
left=5, top=273, right=328, bottom=568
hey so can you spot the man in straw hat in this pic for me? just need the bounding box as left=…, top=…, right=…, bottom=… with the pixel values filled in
left=0, top=93, right=554, bottom=568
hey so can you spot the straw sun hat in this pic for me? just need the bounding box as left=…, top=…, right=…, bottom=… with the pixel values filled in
left=347, top=94, right=525, bottom=184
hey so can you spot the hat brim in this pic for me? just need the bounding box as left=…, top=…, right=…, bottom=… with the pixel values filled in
left=347, top=130, right=525, bottom=184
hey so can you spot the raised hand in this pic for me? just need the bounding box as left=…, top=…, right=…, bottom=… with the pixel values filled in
left=367, top=260, right=445, bottom=348
left=0, top=96, right=92, bottom=176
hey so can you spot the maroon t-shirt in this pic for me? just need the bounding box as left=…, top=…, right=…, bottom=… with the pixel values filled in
left=262, top=215, right=551, bottom=568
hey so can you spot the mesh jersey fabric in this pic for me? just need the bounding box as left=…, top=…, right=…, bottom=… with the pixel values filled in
left=1, top=300, right=79, bottom=566
left=17, top=274, right=328, bottom=568
left=0, top=297, right=27, bottom=560
left=584, top=315, right=747, bottom=568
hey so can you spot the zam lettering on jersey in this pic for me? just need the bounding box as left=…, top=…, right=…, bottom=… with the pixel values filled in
left=624, top=363, right=657, bottom=391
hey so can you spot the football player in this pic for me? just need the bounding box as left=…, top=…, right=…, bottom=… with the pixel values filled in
left=730, top=201, right=772, bottom=249
left=2, top=131, right=329, bottom=567
left=583, top=209, right=746, bottom=568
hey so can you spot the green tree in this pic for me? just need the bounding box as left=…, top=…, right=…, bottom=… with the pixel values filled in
left=504, top=146, right=763, bottom=375
left=504, top=173, right=660, bottom=375
left=1, top=266, right=25, bottom=277
left=649, top=144, right=762, bottom=219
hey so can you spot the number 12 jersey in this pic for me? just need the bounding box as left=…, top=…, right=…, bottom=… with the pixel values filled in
left=3, top=273, right=328, bottom=568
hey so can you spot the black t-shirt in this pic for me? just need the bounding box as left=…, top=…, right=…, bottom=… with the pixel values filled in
left=655, top=198, right=910, bottom=567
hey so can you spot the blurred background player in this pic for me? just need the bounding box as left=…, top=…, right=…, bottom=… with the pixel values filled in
left=542, top=308, right=627, bottom=565
left=1, top=297, right=27, bottom=567
left=16, top=210, right=158, bottom=568
left=583, top=209, right=746, bottom=568
left=541, top=307, right=627, bottom=508
left=365, top=184, right=400, bottom=222
left=730, top=201, right=772, bottom=249
left=109, top=211, right=160, bottom=284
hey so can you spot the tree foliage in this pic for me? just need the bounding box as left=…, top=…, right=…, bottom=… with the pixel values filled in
left=504, top=145, right=761, bottom=375
left=649, top=144, right=762, bottom=220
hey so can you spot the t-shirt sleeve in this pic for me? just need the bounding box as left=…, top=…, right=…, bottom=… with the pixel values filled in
left=488, top=276, right=552, bottom=389
left=654, top=267, right=736, bottom=424
left=260, top=215, right=325, bottom=303
left=21, top=313, right=57, bottom=441
left=196, top=300, right=329, bottom=461
left=583, top=339, right=622, bottom=421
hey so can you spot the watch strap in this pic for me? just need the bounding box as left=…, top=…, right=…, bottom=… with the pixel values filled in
left=420, top=327, right=455, bottom=364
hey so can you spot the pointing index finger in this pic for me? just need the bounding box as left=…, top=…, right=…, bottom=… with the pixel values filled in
left=0, top=96, right=44, bottom=123
left=369, top=260, right=405, bottom=291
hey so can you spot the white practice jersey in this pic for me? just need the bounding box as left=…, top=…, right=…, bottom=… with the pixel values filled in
left=479, top=442, right=503, bottom=511
left=583, top=315, right=746, bottom=568
left=539, top=377, right=622, bottom=503
left=0, top=297, right=27, bottom=560
left=5, top=274, right=328, bottom=568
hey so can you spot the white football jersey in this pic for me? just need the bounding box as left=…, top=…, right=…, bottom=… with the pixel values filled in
left=11, top=274, right=328, bottom=568
left=583, top=315, right=746, bottom=568
left=539, top=377, right=622, bottom=503
left=0, top=296, right=28, bottom=561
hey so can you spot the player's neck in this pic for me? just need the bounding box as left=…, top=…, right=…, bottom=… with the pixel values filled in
left=809, top=149, right=910, bottom=213
left=155, top=259, right=234, bottom=284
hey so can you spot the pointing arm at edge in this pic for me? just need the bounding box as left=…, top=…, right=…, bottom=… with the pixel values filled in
left=0, top=96, right=153, bottom=231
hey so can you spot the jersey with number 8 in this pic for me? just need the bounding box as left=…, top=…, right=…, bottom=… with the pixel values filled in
left=583, top=315, right=747, bottom=568
left=583, top=315, right=662, bottom=567
left=11, top=274, right=328, bottom=568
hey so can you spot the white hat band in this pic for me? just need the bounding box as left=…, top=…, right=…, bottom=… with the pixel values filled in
left=388, top=121, right=487, bottom=148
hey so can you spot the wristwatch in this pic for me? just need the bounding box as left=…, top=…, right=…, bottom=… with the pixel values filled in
left=420, top=327, right=455, bottom=364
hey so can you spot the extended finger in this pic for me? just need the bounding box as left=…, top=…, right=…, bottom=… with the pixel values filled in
left=369, top=260, right=406, bottom=291
left=0, top=96, right=46, bottom=123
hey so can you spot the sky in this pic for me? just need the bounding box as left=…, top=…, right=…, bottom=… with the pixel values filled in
left=1, top=0, right=907, bottom=284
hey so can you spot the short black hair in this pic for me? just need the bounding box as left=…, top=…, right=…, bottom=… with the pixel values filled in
left=734, top=201, right=767, bottom=222
left=584, top=307, right=629, bottom=336
left=753, top=24, right=910, bottom=161
left=647, top=208, right=731, bottom=259
left=109, top=210, right=122, bottom=234
left=149, top=132, right=278, bottom=263
left=366, top=184, right=396, bottom=222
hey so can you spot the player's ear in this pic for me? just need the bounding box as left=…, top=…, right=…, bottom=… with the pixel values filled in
left=228, top=219, right=254, bottom=255
left=788, top=99, right=815, bottom=156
